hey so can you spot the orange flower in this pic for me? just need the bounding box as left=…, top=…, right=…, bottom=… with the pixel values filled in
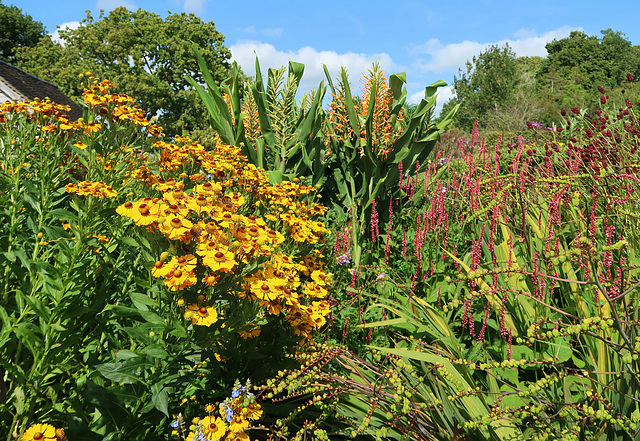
left=164, top=268, right=197, bottom=291
left=239, top=326, right=261, bottom=339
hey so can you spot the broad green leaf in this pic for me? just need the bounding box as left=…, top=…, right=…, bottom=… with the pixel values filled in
left=151, top=383, right=169, bottom=416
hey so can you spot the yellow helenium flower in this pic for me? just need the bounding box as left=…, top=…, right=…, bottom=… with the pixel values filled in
left=310, top=270, right=332, bottom=286
left=201, top=246, right=236, bottom=273
left=227, top=432, right=250, bottom=441
left=186, top=304, right=218, bottom=327
left=160, top=216, right=193, bottom=241
left=200, top=415, right=226, bottom=439
left=265, top=229, right=285, bottom=246
left=304, top=281, right=329, bottom=299
left=167, top=254, right=198, bottom=273
left=228, top=414, right=250, bottom=434
left=21, top=424, right=56, bottom=441
left=245, top=225, right=268, bottom=244
left=195, top=181, right=222, bottom=194
left=260, top=297, right=283, bottom=315
left=129, top=200, right=161, bottom=226
left=164, top=268, right=197, bottom=291
left=151, top=260, right=172, bottom=278
left=116, top=201, right=137, bottom=218
left=242, top=402, right=263, bottom=421
left=250, top=279, right=279, bottom=301
left=186, top=194, right=214, bottom=214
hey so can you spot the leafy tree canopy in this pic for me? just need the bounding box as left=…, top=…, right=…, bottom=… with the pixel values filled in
left=441, top=29, right=640, bottom=133
left=540, top=29, right=640, bottom=93
left=0, top=1, right=47, bottom=64
left=16, top=7, right=233, bottom=135
left=442, top=44, right=520, bottom=131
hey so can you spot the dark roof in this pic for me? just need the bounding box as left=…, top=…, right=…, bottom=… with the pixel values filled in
left=0, top=60, right=83, bottom=120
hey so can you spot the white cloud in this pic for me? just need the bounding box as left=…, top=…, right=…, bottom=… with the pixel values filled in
left=408, top=85, right=454, bottom=115
left=94, top=0, right=136, bottom=11
left=410, top=25, right=581, bottom=74
left=182, top=0, right=206, bottom=14
left=229, top=40, right=396, bottom=95
left=242, top=26, right=284, bottom=37
left=51, top=21, right=81, bottom=45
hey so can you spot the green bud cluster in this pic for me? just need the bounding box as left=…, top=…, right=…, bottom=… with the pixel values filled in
left=434, top=363, right=465, bottom=395
left=601, top=239, right=628, bottom=251
left=581, top=404, right=638, bottom=432
left=476, top=357, right=534, bottom=370
left=520, top=316, right=613, bottom=345
left=447, top=385, right=483, bottom=402
left=518, top=372, right=565, bottom=398
left=465, top=183, right=512, bottom=222
left=441, top=298, right=461, bottom=313
left=545, top=249, right=582, bottom=265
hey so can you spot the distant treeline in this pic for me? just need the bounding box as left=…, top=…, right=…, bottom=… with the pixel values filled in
left=439, top=29, right=640, bottom=133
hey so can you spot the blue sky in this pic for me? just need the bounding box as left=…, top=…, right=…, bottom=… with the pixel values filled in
left=10, top=0, right=640, bottom=109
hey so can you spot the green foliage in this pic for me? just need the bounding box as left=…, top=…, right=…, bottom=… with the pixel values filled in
left=189, top=46, right=327, bottom=183
left=314, top=83, right=640, bottom=439
left=442, top=30, right=640, bottom=133
left=15, top=7, right=233, bottom=135
left=541, top=30, right=640, bottom=94
left=0, top=0, right=46, bottom=64
left=443, top=44, right=520, bottom=132
left=0, top=91, right=186, bottom=441
left=322, top=64, right=458, bottom=267
left=193, top=52, right=457, bottom=268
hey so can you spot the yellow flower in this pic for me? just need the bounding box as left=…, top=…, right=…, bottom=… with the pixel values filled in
left=116, top=201, right=137, bottom=218
left=195, top=181, right=222, bottom=194
left=159, top=216, right=193, bottom=241
left=186, top=304, right=218, bottom=326
left=227, top=414, right=249, bottom=434
left=200, top=415, right=226, bottom=439
left=130, top=201, right=161, bottom=226
left=21, top=423, right=56, bottom=441
left=151, top=260, right=172, bottom=278
left=164, top=268, right=197, bottom=291
left=201, top=245, right=236, bottom=273
left=167, top=254, right=198, bottom=273
left=226, top=432, right=250, bottom=441
left=250, top=279, right=279, bottom=301
left=242, top=402, right=263, bottom=421
left=239, top=326, right=261, bottom=339
left=73, top=141, right=88, bottom=150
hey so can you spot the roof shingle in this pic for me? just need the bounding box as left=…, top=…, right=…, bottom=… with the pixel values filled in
left=0, top=61, right=83, bottom=120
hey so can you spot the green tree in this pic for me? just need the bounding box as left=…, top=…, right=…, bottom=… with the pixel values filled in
left=16, top=7, right=233, bottom=135
left=538, top=30, right=640, bottom=104
left=540, top=31, right=608, bottom=92
left=0, top=1, right=47, bottom=64
left=442, top=44, right=519, bottom=132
